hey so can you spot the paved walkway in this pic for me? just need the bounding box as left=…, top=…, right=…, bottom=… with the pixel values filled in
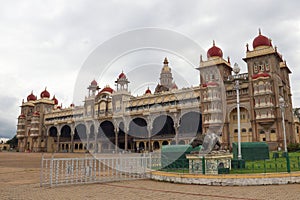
left=0, top=152, right=299, bottom=200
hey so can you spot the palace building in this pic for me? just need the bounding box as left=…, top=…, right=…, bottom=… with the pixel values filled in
left=16, top=30, right=298, bottom=153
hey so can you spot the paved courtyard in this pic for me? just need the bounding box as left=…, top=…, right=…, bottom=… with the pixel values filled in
left=0, top=152, right=299, bottom=200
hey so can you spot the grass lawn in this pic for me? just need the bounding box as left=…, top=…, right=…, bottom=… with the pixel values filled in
left=230, top=151, right=300, bottom=174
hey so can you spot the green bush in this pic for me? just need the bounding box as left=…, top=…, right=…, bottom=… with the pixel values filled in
left=287, top=143, right=300, bottom=152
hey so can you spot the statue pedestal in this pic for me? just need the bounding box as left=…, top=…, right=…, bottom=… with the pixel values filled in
left=186, top=151, right=233, bottom=174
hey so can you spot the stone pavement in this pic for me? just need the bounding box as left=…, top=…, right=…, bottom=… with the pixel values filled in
left=0, top=152, right=299, bottom=200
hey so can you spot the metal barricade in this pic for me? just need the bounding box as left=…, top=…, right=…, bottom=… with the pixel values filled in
left=40, top=154, right=153, bottom=187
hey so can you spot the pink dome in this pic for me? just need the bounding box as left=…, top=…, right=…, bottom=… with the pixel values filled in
left=40, top=88, right=50, bottom=98
left=91, top=79, right=98, bottom=86
left=145, top=88, right=151, bottom=94
left=27, top=92, right=37, bottom=101
left=52, top=95, right=58, bottom=105
left=207, top=41, right=223, bottom=58
left=253, top=30, right=272, bottom=49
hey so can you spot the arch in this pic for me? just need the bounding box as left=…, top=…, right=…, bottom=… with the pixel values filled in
left=117, top=121, right=126, bottom=150
left=74, top=124, right=87, bottom=141
left=48, top=126, right=58, bottom=137
left=227, top=104, right=251, bottom=122
left=79, top=143, right=83, bottom=150
left=271, top=129, right=276, bottom=133
left=99, top=120, right=115, bottom=145
left=151, top=115, right=175, bottom=138
left=242, top=128, right=247, bottom=132
left=162, top=140, right=169, bottom=146
left=129, top=117, right=148, bottom=138
left=179, top=112, right=202, bottom=137
left=153, top=141, right=160, bottom=150
left=170, top=141, right=176, bottom=145
left=60, top=125, right=71, bottom=142
left=138, top=142, right=145, bottom=150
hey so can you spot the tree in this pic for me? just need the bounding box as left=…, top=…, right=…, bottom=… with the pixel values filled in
left=6, top=135, right=18, bottom=148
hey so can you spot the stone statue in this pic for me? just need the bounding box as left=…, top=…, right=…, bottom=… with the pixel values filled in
left=191, top=133, right=221, bottom=155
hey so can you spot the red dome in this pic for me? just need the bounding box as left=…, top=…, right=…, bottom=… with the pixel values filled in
left=118, top=72, right=126, bottom=79
left=207, top=41, right=223, bottom=58
left=253, top=30, right=272, bottom=49
left=91, top=79, right=98, bottom=86
left=145, top=88, right=151, bottom=94
left=52, top=95, right=58, bottom=105
left=27, top=92, right=37, bottom=101
left=99, top=86, right=114, bottom=94
left=40, top=88, right=50, bottom=98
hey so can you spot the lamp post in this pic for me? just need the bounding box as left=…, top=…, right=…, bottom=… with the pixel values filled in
left=233, top=63, right=242, bottom=160
left=279, top=97, right=287, bottom=152
left=279, top=96, right=290, bottom=173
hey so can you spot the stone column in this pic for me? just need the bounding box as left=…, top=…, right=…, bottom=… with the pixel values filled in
left=70, top=129, right=74, bottom=153
left=115, top=128, right=119, bottom=153
left=174, top=123, right=179, bottom=145
left=124, top=125, right=128, bottom=151
left=86, top=127, right=90, bottom=151
left=57, top=135, right=60, bottom=153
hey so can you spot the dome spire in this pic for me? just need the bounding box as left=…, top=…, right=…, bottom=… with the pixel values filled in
left=163, top=57, right=169, bottom=65
left=258, top=28, right=261, bottom=35
left=213, top=40, right=215, bottom=46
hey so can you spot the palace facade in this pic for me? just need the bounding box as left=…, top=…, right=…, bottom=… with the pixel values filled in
left=16, top=30, right=298, bottom=152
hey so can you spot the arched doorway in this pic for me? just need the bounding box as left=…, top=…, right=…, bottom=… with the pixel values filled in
left=129, top=118, right=148, bottom=138
left=152, top=115, right=175, bottom=138
left=74, top=124, right=87, bottom=141
left=60, top=125, right=71, bottom=152
left=99, top=120, right=115, bottom=152
left=179, top=112, right=202, bottom=138
left=117, top=122, right=126, bottom=150
left=153, top=141, right=160, bottom=150
left=48, top=126, right=58, bottom=152
left=129, top=117, right=148, bottom=151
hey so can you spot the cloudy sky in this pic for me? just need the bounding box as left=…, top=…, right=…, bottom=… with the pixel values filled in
left=1, top=0, right=300, bottom=138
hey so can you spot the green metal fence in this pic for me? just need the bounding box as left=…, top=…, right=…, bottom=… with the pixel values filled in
left=151, top=153, right=300, bottom=174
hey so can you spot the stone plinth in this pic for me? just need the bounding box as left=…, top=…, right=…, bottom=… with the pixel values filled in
left=186, top=151, right=233, bottom=174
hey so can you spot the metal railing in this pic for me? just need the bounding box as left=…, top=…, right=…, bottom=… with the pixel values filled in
left=40, top=154, right=150, bottom=187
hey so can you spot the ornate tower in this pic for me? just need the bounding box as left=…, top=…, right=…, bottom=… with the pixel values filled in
left=155, top=57, right=177, bottom=93
left=197, top=41, right=231, bottom=138
left=112, top=71, right=131, bottom=113
left=85, top=80, right=100, bottom=117
left=160, top=57, right=173, bottom=88
left=243, top=29, right=295, bottom=148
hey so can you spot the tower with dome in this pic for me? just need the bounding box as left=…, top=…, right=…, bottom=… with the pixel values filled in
left=16, top=30, right=298, bottom=153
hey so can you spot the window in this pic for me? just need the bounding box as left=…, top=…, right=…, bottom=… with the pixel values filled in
left=259, top=65, right=264, bottom=71
left=265, top=62, right=270, bottom=71
left=248, top=128, right=252, bottom=132
left=254, top=63, right=258, bottom=73
left=242, top=128, right=247, bottom=132
left=260, top=130, right=265, bottom=134
left=271, top=129, right=276, bottom=133
left=234, top=129, right=238, bottom=133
